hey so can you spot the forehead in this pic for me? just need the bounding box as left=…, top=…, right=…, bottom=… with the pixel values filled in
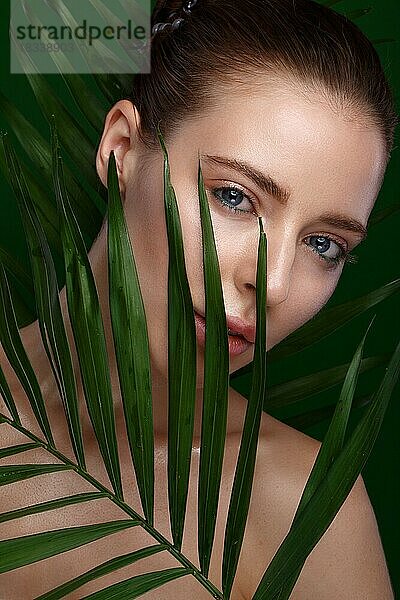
left=171, top=74, right=386, bottom=221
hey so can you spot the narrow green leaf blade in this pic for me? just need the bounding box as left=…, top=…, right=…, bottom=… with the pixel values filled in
left=266, top=354, right=385, bottom=410
left=296, top=321, right=373, bottom=514
left=222, top=217, right=268, bottom=599
left=0, top=262, right=54, bottom=444
left=0, top=442, right=39, bottom=459
left=51, top=117, right=123, bottom=498
left=107, top=151, right=154, bottom=524
left=251, top=338, right=400, bottom=599
left=0, top=243, right=37, bottom=329
left=157, top=131, right=197, bottom=551
left=268, top=279, right=400, bottom=362
left=80, top=567, right=189, bottom=600
left=36, top=544, right=167, bottom=600
left=0, top=246, right=34, bottom=297
left=197, top=160, right=230, bottom=576
left=0, top=464, right=72, bottom=487
left=0, top=138, right=62, bottom=255
left=283, top=394, right=371, bottom=430
left=0, top=492, right=108, bottom=524
left=60, top=73, right=106, bottom=133
left=2, top=132, right=86, bottom=468
left=10, top=29, right=98, bottom=192
left=0, top=363, right=21, bottom=424
left=17, top=2, right=106, bottom=134
left=0, top=520, right=139, bottom=574
left=274, top=320, right=373, bottom=599
left=0, top=90, right=103, bottom=242
left=232, top=279, right=399, bottom=377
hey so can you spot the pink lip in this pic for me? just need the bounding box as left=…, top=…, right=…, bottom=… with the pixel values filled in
left=225, top=315, right=256, bottom=344
left=194, top=311, right=254, bottom=356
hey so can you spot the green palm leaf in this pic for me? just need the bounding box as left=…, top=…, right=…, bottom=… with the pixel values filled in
left=269, top=279, right=399, bottom=361
left=158, top=130, right=197, bottom=551
left=272, top=318, right=373, bottom=598
left=0, top=246, right=33, bottom=297
left=19, top=0, right=106, bottom=134
left=197, top=159, right=230, bottom=576
left=0, top=520, right=140, bottom=574
left=51, top=116, right=123, bottom=498
left=0, top=262, right=54, bottom=443
left=36, top=544, right=167, bottom=600
left=283, top=393, right=371, bottom=430
left=2, top=131, right=86, bottom=468
left=0, top=442, right=40, bottom=458
left=0, top=89, right=103, bottom=244
left=0, top=463, right=72, bottom=487
left=107, top=150, right=154, bottom=524
left=9, top=36, right=98, bottom=191
left=232, top=279, right=399, bottom=378
left=0, top=125, right=226, bottom=600
left=0, top=0, right=398, bottom=593
left=0, top=361, right=21, bottom=424
left=266, top=354, right=386, bottom=411
left=0, top=139, right=62, bottom=255
left=0, top=492, right=108, bottom=524
left=80, top=567, right=189, bottom=600
left=222, top=217, right=268, bottom=599
left=251, top=336, right=400, bottom=599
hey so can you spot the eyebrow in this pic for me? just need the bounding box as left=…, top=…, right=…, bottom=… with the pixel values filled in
left=200, top=153, right=368, bottom=241
left=200, top=154, right=291, bottom=205
left=317, top=213, right=367, bottom=241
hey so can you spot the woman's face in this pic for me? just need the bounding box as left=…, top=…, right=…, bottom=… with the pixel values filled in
left=96, top=74, right=386, bottom=386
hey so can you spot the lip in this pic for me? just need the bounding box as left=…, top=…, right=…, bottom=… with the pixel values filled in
left=225, top=315, right=256, bottom=344
left=194, top=310, right=255, bottom=356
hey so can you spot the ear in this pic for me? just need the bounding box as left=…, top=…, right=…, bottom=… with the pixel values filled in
left=96, top=99, right=141, bottom=196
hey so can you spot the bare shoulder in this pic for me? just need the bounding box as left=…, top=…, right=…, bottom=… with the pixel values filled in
left=238, top=409, right=394, bottom=599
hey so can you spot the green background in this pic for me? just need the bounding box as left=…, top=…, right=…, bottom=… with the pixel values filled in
left=0, top=0, right=399, bottom=595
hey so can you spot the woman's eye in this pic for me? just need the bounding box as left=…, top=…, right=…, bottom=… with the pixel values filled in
left=211, top=185, right=256, bottom=215
left=305, top=235, right=346, bottom=266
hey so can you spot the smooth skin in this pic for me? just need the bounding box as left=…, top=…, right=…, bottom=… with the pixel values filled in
left=0, top=72, right=394, bottom=598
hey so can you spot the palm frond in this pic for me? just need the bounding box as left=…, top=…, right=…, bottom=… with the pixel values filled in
left=51, top=116, right=123, bottom=498
left=0, top=114, right=398, bottom=600
left=251, top=335, right=400, bottom=599
left=222, top=217, right=268, bottom=599
left=232, top=278, right=399, bottom=378
left=36, top=544, right=168, bottom=600
left=271, top=318, right=374, bottom=598
left=0, top=262, right=54, bottom=444
left=0, top=0, right=398, bottom=594
left=2, top=130, right=85, bottom=468
left=197, top=157, right=230, bottom=577
left=0, top=89, right=103, bottom=245
left=158, top=129, right=197, bottom=551
left=107, top=150, right=154, bottom=523
left=0, top=520, right=140, bottom=574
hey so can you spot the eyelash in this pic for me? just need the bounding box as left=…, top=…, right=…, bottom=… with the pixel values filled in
left=210, top=184, right=358, bottom=268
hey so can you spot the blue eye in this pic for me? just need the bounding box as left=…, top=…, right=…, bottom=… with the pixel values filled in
left=306, top=235, right=346, bottom=266
left=211, top=185, right=256, bottom=215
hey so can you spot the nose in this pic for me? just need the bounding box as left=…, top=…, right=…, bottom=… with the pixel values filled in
left=266, top=236, right=295, bottom=306
left=235, top=224, right=296, bottom=308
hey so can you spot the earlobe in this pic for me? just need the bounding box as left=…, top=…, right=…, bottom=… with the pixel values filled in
left=95, top=99, right=141, bottom=194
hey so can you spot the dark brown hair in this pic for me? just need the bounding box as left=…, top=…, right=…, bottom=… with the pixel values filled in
left=130, top=0, right=398, bottom=161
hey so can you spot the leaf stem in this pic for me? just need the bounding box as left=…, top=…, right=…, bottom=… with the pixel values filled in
left=0, top=412, right=224, bottom=600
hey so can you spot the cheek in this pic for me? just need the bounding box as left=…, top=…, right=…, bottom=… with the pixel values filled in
left=178, top=198, right=247, bottom=293
left=271, top=257, right=342, bottom=347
